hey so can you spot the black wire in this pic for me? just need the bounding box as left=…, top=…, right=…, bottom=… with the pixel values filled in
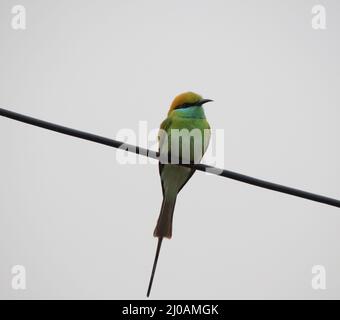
left=1, top=107, right=339, bottom=209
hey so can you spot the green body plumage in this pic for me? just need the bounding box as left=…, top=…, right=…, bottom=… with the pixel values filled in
left=154, top=105, right=211, bottom=238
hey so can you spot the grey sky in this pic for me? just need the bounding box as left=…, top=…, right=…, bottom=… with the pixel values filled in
left=0, top=0, right=339, bottom=299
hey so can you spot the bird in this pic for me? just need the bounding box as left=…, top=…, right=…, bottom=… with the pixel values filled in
left=147, top=92, right=213, bottom=297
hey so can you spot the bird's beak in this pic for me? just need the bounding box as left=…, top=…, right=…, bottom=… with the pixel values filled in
left=198, top=99, right=214, bottom=106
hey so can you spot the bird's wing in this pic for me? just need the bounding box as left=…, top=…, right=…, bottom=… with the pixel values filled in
left=158, top=116, right=196, bottom=195
left=158, top=117, right=172, bottom=195
left=158, top=117, right=172, bottom=147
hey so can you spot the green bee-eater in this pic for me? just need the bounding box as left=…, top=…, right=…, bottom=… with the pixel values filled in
left=147, top=92, right=213, bottom=297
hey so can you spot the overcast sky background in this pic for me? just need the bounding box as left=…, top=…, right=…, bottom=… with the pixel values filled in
left=0, top=0, right=340, bottom=299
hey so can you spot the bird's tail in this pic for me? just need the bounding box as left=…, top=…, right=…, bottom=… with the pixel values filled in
left=147, top=195, right=177, bottom=297
left=153, top=195, right=177, bottom=239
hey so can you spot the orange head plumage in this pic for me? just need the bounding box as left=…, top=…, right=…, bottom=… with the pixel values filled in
left=168, top=92, right=212, bottom=115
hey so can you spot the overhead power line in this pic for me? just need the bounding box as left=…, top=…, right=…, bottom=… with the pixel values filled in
left=1, top=107, right=339, bottom=209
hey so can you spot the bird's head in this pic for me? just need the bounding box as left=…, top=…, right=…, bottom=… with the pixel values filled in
left=168, top=92, right=213, bottom=115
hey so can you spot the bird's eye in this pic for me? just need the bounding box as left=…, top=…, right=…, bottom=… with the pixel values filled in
left=176, top=103, right=193, bottom=109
